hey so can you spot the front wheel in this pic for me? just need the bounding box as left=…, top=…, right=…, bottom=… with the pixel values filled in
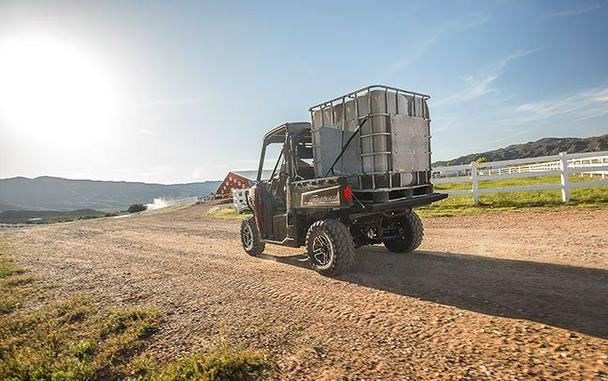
left=383, top=211, right=424, bottom=253
left=305, top=219, right=355, bottom=276
left=240, top=216, right=265, bottom=256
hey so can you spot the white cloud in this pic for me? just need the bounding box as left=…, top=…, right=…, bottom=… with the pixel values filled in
left=544, top=4, right=601, bottom=19
left=514, top=86, right=608, bottom=123
left=434, top=49, right=537, bottom=106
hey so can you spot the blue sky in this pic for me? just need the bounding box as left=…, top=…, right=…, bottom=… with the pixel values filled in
left=1, top=0, right=607, bottom=183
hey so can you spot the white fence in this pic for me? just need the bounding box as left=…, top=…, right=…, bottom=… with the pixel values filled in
left=432, top=151, right=608, bottom=205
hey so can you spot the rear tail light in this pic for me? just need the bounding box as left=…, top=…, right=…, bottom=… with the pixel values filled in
left=342, top=183, right=353, bottom=204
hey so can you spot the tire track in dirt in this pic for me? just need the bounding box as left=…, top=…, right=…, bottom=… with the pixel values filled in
left=2, top=204, right=607, bottom=379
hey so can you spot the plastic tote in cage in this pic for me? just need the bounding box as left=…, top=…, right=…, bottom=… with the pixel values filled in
left=309, top=85, right=432, bottom=200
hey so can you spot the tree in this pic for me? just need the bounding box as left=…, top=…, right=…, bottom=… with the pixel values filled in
left=475, top=157, right=488, bottom=164
left=127, top=203, right=147, bottom=213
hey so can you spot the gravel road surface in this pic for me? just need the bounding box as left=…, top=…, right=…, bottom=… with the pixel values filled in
left=2, top=204, right=607, bottom=380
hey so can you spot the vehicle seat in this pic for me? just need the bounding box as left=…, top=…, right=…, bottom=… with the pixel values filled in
left=298, top=166, right=315, bottom=179
left=270, top=172, right=287, bottom=210
left=297, top=159, right=315, bottom=179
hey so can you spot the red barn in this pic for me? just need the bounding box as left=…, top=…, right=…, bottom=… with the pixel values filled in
left=216, top=170, right=274, bottom=196
left=216, top=171, right=252, bottom=196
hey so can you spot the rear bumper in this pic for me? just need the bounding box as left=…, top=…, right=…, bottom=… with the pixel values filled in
left=351, top=192, right=447, bottom=216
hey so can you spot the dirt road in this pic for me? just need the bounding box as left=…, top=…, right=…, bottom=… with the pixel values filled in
left=3, top=205, right=607, bottom=380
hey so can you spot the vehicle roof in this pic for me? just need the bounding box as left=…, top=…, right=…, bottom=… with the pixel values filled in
left=263, top=122, right=311, bottom=144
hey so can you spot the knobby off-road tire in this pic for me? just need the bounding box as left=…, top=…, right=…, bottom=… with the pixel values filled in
left=383, top=211, right=424, bottom=253
left=240, top=216, right=265, bottom=256
left=305, top=219, right=355, bottom=276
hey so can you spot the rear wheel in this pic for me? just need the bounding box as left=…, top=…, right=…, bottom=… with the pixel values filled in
left=240, top=216, right=265, bottom=256
left=383, top=211, right=424, bottom=253
left=306, top=219, right=355, bottom=276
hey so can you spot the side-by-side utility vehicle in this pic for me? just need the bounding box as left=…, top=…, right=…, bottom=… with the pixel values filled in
left=240, top=85, right=447, bottom=275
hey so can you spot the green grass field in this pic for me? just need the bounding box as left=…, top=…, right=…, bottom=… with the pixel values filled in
left=418, top=174, right=608, bottom=217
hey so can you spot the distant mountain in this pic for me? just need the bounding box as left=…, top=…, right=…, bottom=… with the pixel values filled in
left=0, top=176, right=221, bottom=211
left=433, top=133, right=608, bottom=167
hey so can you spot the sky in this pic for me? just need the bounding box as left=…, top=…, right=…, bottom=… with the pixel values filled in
left=0, top=0, right=607, bottom=184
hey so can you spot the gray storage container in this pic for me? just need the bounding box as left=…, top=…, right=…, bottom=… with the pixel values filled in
left=310, top=85, right=431, bottom=195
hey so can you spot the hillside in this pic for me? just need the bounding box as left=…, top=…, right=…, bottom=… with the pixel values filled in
left=0, top=176, right=221, bottom=211
left=433, top=133, right=608, bottom=166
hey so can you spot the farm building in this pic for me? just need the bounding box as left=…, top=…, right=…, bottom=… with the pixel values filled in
left=215, top=170, right=273, bottom=196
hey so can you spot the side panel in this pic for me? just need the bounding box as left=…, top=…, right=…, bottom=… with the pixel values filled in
left=312, top=105, right=362, bottom=178
left=301, top=185, right=341, bottom=208
left=312, top=124, right=362, bottom=177
left=391, top=114, right=430, bottom=172
left=291, top=177, right=352, bottom=210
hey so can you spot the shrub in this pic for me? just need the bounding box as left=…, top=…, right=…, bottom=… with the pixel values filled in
left=127, top=204, right=147, bottom=214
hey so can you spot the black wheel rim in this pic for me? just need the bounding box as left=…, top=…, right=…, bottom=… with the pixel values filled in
left=312, top=233, right=332, bottom=267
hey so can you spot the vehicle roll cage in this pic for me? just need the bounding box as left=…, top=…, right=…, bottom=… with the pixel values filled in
left=257, top=122, right=310, bottom=181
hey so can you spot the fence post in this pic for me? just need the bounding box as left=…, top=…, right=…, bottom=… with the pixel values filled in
left=471, top=161, right=479, bottom=206
left=559, top=152, right=570, bottom=202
